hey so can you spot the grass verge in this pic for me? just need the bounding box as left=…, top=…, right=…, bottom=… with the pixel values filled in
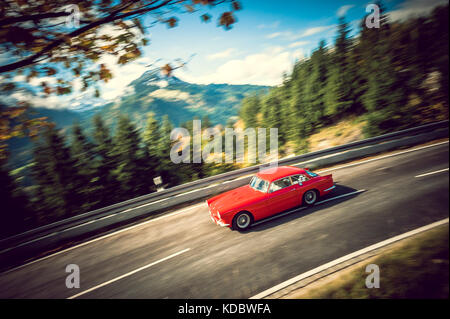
left=294, top=224, right=449, bottom=299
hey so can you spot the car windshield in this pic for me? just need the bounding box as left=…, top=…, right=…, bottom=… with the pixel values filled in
left=249, top=176, right=269, bottom=193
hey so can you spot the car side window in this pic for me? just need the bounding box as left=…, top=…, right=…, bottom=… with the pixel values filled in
left=291, top=174, right=309, bottom=184
left=305, top=170, right=319, bottom=178
left=269, top=177, right=292, bottom=193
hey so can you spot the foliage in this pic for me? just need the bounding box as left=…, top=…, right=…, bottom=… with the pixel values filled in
left=0, top=111, right=238, bottom=239
left=239, top=4, right=449, bottom=148
left=0, top=0, right=242, bottom=159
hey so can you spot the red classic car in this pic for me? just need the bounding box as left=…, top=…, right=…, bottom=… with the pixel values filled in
left=207, top=166, right=334, bottom=231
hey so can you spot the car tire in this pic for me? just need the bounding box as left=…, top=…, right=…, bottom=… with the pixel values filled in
left=232, top=211, right=253, bottom=231
left=303, top=189, right=318, bottom=206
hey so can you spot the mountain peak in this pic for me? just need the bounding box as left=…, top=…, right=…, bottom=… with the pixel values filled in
left=135, top=68, right=184, bottom=87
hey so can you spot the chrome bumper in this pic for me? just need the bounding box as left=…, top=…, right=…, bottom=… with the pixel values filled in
left=210, top=212, right=230, bottom=227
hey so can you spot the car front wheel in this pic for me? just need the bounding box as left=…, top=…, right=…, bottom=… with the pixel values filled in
left=303, top=190, right=318, bottom=206
left=233, top=211, right=252, bottom=231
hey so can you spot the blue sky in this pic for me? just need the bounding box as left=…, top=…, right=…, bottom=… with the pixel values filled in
left=101, top=0, right=449, bottom=98
left=4, top=0, right=449, bottom=108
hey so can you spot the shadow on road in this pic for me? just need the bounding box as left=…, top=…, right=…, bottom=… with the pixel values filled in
left=240, top=184, right=364, bottom=233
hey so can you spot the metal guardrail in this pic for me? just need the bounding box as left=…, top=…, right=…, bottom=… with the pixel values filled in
left=0, top=120, right=448, bottom=261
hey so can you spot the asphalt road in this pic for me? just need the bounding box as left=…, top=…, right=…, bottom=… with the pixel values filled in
left=0, top=142, right=448, bottom=299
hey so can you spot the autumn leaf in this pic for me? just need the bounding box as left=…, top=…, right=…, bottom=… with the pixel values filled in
left=185, top=4, right=194, bottom=12
left=99, top=64, right=113, bottom=82
left=43, top=67, right=57, bottom=76
left=232, top=1, right=241, bottom=11
left=133, top=18, right=145, bottom=34
left=201, top=14, right=211, bottom=23
left=165, top=17, right=178, bottom=28
left=56, top=86, right=72, bottom=95
left=219, top=12, right=236, bottom=29
left=161, top=63, right=173, bottom=77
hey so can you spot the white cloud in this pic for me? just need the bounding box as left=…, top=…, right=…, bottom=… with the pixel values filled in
left=96, top=55, right=153, bottom=100
left=265, top=25, right=335, bottom=41
left=13, top=74, right=26, bottom=82
left=176, top=47, right=305, bottom=86
left=149, top=89, right=194, bottom=103
left=300, top=25, right=335, bottom=37
left=207, top=48, right=236, bottom=60
left=11, top=90, right=65, bottom=109
left=8, top=50, right=153, bottom=106
left=288, top=41, right=309, bottom=48
left=73, top=78, right=83, bottom=91
left=337, top=5, right=355, bottom=17
left=28, top=75, right=58, bottom=87
left=388, top=0, right=448, bottom=21
left=266, top=32, right=282, bottom=39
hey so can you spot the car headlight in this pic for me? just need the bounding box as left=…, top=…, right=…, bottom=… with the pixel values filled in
left=217, top=210, right=221, bottom=219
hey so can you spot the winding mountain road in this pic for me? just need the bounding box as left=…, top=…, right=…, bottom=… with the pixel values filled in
left=0, top=141, right=448, bottom=299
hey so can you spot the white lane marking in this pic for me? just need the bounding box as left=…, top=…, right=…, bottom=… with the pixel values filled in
left=313, top=140, right=449, bottom=174
left=67, top=248, right=190, bottom=299
left=415, top=168, right=449, bottom=178
left=252, top=190, right=366, bottom=227
left=1, top=203, right=205, bottom=275
left=250, top=218, right=449, bottom=299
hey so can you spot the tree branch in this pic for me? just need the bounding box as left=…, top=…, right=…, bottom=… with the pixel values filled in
left=0, top=11, right=70, bottom=27
left=0, top=0, right=175, bottom=74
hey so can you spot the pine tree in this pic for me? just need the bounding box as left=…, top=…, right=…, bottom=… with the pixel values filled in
left=360, top=3, right=408, bottom=136
left=239, top=95, right=260, bottom=128
left=112, top=114, right=146, bottom=200
left=70, top=122, right=98, bottom=211
left=324, top=17, right=355, bottom=118
left=289, top=61, right=311, bottom=142
left=32, top=127, right=81, bottom=220
left=92, top=114, right=118, bottom=206
left=142, top=112, right=161, bottom=170
left=305, top=40, right=329, bottom=127
left=0, top=161, right=30, bottom=238
left=157, top=115, right=183, bottom=186
left=142, top=112, right=162, bottom=192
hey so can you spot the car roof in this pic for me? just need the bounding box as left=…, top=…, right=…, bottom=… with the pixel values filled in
left=256, top=166, right=306, bottom=182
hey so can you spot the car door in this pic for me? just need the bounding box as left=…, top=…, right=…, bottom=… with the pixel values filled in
left=291, top=173, right=314, bottom=204
left=266, top=177, right=299, bottom=217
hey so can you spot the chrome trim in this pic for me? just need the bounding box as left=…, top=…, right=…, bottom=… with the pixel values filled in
left=324, top=185, right=336, bottom=192
left=211, top=214, right=230, bottom=227
left=218, top=220, right=230, bottom=227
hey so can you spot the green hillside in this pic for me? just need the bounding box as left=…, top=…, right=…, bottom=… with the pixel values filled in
left=95, top=69, right=269, bottom=130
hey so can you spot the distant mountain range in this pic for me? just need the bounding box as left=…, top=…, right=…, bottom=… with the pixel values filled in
left=94, top=69, right=270, bottom=129
left=7, top=69, right=270, bottom=169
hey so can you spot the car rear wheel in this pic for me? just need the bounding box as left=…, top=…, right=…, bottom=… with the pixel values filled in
left=233, top=211, right=252, bottom=231
left=303, top=189, right=318, bottom=206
